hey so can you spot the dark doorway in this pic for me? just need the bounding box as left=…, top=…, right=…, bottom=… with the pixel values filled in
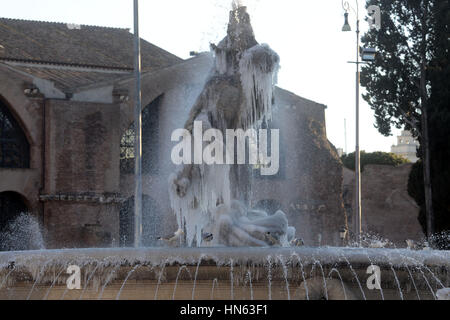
left=0, top=191, right=29, bottom=251
left=0, top=192, right=28, bottom=232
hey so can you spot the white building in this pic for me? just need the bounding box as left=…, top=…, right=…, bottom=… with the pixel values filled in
left=391, top=130, right=420, bottom=162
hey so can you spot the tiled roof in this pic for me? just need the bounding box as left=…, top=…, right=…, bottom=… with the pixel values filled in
left=0, top=18, right=182, bottom=71
left=8, top=63, right=132, bottom=92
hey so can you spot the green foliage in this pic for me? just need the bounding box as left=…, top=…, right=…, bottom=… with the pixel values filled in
left=360, top=0, right=431, bottom=137
left=341, top=151, right=410, bottom=171
left=361, top=0, right=450, bottom=245
left=408, top=161, right=450, bottom=250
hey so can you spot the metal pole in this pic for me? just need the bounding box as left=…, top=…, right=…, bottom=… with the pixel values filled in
left=133, top=0, right=142, bottom=248
left=355, top=18, right=362, bottom=245
left=344, top=118, right=348, bottom=154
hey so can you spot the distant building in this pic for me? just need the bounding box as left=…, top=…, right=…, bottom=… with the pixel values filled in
left=391, top=130, right=419, bottom=162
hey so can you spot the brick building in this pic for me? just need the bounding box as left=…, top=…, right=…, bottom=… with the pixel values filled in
left=0, top=18, right=346, bottom=249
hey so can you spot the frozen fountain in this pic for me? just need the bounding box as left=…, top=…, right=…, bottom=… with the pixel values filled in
left=0, top=247, right=449, bottom=300
left=168, top=5, right=293, bottom=248
left=0, top=3, right=449, bottom=300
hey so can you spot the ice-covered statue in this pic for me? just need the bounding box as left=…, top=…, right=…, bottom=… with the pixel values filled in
left=169, top=4, right=297, bottom=247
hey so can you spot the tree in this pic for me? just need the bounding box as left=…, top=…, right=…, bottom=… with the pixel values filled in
left=408, top=161, right=450, bottom=250
left=421, top=0, right=450, bottom=247
left=360, top=0, right=448, bottom=240
left=341, top=151, right=410, bottom=171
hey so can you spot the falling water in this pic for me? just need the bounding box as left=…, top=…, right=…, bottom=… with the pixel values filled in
left=327, top=268, right=348, bottom=300
left=97, top=265, right=120, bottom=300
left=311, top=260, right=328, bottom=300
left=27, top=261, right=51, bottom=300
left=210, top=278, right=219, bottom=300
left=191, top=255, right=206, bottom=300
left=172, top=265, right=192, bottom=300
left=389, top=265, right=404, bottom=300
left=341, top=254, right=367, bottom=300
left=116, top=264, right=141, bottom=300
left=291, top=253, right=309, bottom=300
left=0, top=266, right=15, bottom=290
left=79, top=263, right=100, bottom=300
left=245, top=269, right=254, bottom=300
left=277, top=256, right=291, bottom=300
left=399, top=252, right=446, bottom=290
left=230, top=259, right=234, bottom=300
left=43, top=267, right=66, bottom=300
left=266, top=256, right=272, bottom=300
left=416, top=266, right=437, bottom=300
left=404, top=263, right=421, bottom=300
left=154, top=264, right=166, bottom=300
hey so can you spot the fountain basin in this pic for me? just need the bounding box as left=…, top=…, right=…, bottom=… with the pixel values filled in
left=0, top=247, right=448, bottom=300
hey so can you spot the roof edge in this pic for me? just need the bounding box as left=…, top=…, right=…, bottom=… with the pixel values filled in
left=0, top=17, right=130, bottom=31
left=0, top=57, right=133, bottom=72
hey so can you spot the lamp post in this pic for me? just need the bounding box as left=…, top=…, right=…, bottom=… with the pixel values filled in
left=342, top=0, right=362, bottom=245
left=341, top=1, right=378, bottom=246
left=133, top=0, right=142, bottom=248
left=342, top=0, right=361, bottom=245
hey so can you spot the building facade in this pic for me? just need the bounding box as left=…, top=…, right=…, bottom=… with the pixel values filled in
left=391, top=130, right=420, bottom=163
left=0, top=18, right=346, bottom=249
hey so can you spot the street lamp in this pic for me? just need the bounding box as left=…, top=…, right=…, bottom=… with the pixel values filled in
left=341, top=0, right=362, bottom=245
left=342, top=0, right=370, bottom=245
left=341, top=1, right=380, bottom=246
left=360, top=47, right=377, bottom=62
left=342, top=12, right=351, bottom=32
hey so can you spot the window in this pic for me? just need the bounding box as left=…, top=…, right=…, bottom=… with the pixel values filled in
left=120, top=126, right=135, bottom=173
left=0, top=100, right=30, bottom=168
left=120, top=95, right=162, bottom=174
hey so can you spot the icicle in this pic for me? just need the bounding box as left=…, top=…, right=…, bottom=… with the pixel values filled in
left=239, top=44, right=280, bottom=130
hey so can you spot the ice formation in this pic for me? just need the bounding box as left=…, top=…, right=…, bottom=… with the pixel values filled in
left=169, top=5, right=293, bottom=247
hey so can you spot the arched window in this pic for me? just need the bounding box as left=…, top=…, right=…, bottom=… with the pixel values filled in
left=120, top=95, right=162, bottom=174
left=0, top=100, right=30, bottom=168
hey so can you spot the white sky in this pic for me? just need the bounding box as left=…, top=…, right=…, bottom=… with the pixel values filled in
left=0, top=0, right=401, bottom=153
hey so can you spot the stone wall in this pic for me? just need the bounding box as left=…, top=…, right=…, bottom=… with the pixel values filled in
left=0, top=64, right=44, bottom=218
left=343, top=164, right=424, bottom=246
left=251, top=88, right=346, bottom=246
left=42, top=99, right=121, bottom=248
